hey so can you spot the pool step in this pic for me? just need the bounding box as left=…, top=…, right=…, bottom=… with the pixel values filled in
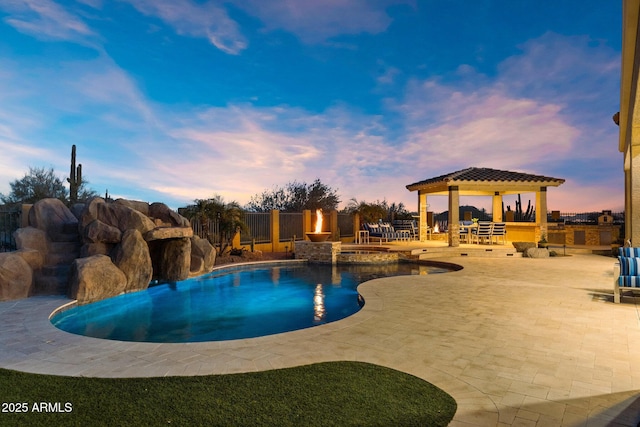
left=414, top=246, right=522, bottom=259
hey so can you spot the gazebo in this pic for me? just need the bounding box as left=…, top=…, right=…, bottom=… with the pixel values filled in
left=406, top=167, right=565, bottom=247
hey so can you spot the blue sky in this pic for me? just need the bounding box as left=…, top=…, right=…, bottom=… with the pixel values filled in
left=0, top=0, right=623, bottom=213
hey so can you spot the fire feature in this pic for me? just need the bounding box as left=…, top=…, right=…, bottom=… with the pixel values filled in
left=296, top=209, right=339, bottom=263
left=306, top=209, right=331, bottom=242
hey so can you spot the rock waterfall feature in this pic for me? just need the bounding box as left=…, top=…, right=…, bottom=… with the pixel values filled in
left=0, top=197, right=216, bottom=304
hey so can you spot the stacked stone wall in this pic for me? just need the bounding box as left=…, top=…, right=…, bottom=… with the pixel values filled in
left=337, top=251, right=398, bottom=264
left=295, top=241, right=341, bottom=263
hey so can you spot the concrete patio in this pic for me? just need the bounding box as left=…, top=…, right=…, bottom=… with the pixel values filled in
left=1, top=253, right=639, bottom=426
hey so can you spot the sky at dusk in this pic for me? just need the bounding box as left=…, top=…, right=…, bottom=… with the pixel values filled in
left=0, top=0, right=624, bottom=213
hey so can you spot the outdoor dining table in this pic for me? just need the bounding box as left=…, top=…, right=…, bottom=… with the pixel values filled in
left=461, top=222, right=478, bottom=243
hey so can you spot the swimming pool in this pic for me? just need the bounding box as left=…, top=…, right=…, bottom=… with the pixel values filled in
left=51, top=261, right=453, bottom=343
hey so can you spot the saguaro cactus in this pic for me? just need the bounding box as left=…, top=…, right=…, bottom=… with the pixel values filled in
left=513, top=194, right=533, bottom=221
left=67, top=145, right=82, bottom=204
left=504, top=194, right=534, bottom=221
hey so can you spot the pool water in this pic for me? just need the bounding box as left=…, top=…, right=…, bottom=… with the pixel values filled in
left=51, top=262, right=451, bottom=343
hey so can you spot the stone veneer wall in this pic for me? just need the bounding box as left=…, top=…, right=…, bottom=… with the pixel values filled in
left=429, top=233, right=448, bottom=242
left=547, top=224, right=621, bottom=246
left=295, top=241, right=341, bottom=263
left=337, top=251, right=398, bottom=264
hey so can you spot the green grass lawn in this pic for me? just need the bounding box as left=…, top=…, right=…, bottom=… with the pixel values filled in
left=0, top=361, right=456, bottom=426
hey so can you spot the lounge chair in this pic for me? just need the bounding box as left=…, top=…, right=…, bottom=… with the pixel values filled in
left=363, top=222, right=408, bottom=243
left=490, top=222, right=507, bottom=244
left=470, top=221, right=492, bottom=244
left=614, top=247, right=640, bottom=303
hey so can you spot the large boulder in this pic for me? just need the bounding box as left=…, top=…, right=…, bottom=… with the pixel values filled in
left=83, top=220, right=122, bottom=244
left=78, top=197, right=106, bottom=231
left=112, top=229, right=153, bottom=293
left=114, top=199, right=150, bottom=217
left=0, top=252, right=33, bottom=300
left=149, top=202, right=190, bottom=227
left=524, top=247, right=550, bottom=258
left=18, top=201, right=81, bottom=297
left=96, top=202, right=156, bottom=235
left=69, top=255, right=127, bottom=304
left=14, top=226, right=48, bottom=253
left=80, top=242, right=115, bottom=257
left=190, top=235, right=216, bottom=276
left=512, top=242, right=537, bottom=253
left=79, top=198, right=155, bottom=237
left=28, top=198, right=78, bottom=241
left=15, top=249, right=44, bottom=271
left=145, top=227, right=193, bottom=241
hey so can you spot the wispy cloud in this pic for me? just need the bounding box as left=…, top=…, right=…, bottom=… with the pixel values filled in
left=397, top=83, right=578, bottom=172
left=498, top=32, right=620, bottom=104
left=67, top=59, right=158, bottom=127
left=393, top=31, right=621, bottom=176
left=75, top=0, right=101, bottom=8
left=1, top=0, right=96, bottom=43
left=231, top=0, right=414, bottom=44
left=0, top=52, right=163, bottom=199
left=494, top=31, right=621, bottom=187
left=121, top=0, right=247, bottom=54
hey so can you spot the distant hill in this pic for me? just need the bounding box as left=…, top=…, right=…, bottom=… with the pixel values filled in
left=434, top=205, right=491, bottom=221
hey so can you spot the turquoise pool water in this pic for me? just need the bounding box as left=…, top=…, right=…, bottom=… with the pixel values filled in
left=51, top=262, right=451, bottom=343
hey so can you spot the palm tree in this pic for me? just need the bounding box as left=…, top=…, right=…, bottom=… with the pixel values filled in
left=183, top=195, right=248, bottom=254
left=183, top=198, right=216, bottom=242
left=345, top=198, right=388, bottom=224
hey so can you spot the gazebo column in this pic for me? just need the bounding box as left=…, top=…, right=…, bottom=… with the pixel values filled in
left=448, top=186, right=460, bottom=247
left=418, top=191, right=429, bottom=241
left=492, top=192, right=503, bottom=222
left=535, top=187, right=548, bottom=243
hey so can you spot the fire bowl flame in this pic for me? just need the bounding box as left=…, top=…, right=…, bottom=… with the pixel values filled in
left=306, top=232, right=331, bottom=242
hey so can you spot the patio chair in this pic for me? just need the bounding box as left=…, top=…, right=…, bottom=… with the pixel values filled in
left=490, top=222, right=507, bottom=244
left=392, top=220, right=420, bottom=240
left=470, top=221, right=492, bottom=244
left=459, top=220, right=473, bottom=243
left=619, top=247, right=640, bottom=257
left=613, top=253, right=640, bottom=303
left=363, top=223, right=382, bottom=241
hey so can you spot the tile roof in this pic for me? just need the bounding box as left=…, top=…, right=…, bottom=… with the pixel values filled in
left=406, top=167, right=565, bottom=190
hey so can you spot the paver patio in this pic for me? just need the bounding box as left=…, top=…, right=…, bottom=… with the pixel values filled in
left=1, top=253, right=639, bottom=426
